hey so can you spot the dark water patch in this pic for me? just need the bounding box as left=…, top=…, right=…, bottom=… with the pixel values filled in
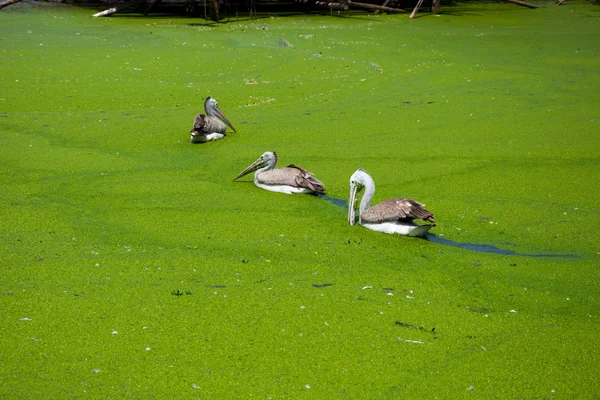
left=315, top=193, right=347, bottom=208
left=425, top=234, right=578, bottom=258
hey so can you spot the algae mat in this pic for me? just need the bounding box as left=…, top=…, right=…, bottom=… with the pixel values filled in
left=1, top=2, right=599, bottom=398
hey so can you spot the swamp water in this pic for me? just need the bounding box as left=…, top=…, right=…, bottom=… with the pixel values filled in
left=1, top=2, right=599, bottom=397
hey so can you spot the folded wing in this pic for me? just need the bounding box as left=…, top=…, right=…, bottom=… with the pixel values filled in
left=361, top=198, right=435, bottom=224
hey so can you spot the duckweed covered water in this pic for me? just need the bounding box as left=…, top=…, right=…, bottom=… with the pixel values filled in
left=1, top=2, right=599, bottom=397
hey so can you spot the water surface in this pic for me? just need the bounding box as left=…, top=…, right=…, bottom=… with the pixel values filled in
left=1, top=2, right=598, bottom=398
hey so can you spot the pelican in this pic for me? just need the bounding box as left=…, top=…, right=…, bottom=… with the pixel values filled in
left=233, top=152, right=326, bottom=194
left=190, top=96, right=237, bottom=143
left=348, top=168, right=435, bottom=237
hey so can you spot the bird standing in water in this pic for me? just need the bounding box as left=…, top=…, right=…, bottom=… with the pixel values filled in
left=348, top=168, right=435, bottom=237
left=233, top=152, right=326, bottom=195
left=190, top=96, right=236, bottom=143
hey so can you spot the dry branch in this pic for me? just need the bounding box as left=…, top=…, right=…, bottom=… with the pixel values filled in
left=0, top=0, right=23, bottom=10
left=348, top=1, right=405, bottom=12
left=315, top=1, right=349, bottom=9
left=409, top=0, right=425, bottom=18
left=92, top=0, right=143, bottom=16
left=503, top=0, right=542, bottom=8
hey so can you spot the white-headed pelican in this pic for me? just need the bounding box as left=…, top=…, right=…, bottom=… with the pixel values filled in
left=348, top=168, right=435, bottom=237
left=190, top=96, right=236, bottom=143
left=233, top=151, right=326, bottom=195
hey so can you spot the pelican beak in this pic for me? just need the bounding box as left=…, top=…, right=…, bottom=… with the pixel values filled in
left=214, top=105, right=237, bottom=133
left=233, top=157, right=264, bottom=181
left=348, top=183, right=358, bottom=225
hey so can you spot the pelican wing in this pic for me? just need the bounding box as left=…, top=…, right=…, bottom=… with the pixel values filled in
left=287, top=164, right=326, bottom=192
left=361, top=198, right=435, bottom=224
left=256, top=166, right=325, bottom=192
left=192, top=114, right=206, bottom=131
left=191, top=114, right=226, bottom=134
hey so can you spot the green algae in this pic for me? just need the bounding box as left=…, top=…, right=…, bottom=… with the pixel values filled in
left=1, top=2, right=599, bottom=398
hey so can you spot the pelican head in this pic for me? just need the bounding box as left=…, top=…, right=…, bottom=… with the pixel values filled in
left=204, top=96, right=237, bottom=132
left=348, top=168, right=374, bottom=226
left=233, top=151, right=278, bottom=181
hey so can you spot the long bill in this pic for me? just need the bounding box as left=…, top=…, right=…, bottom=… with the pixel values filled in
left=215, top=105, right=237, bottom=132
left=233, top=158, right=264, bottom=181
left=348, top=184, right=358, bottom=225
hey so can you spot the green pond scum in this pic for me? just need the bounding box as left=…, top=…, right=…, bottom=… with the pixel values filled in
left=1, top=1, right=598, bottom=397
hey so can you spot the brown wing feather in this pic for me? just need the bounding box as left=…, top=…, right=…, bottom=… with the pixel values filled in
left=257, top=166, right=326, bottom=192
left=361, top=198, right=435, bottom=224
left=287, top=164, right=326, bottom=192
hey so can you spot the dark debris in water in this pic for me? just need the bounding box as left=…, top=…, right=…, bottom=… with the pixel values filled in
left=395, top=321, right=437, bottom=335
left=346, top=238, right=364, bottom=245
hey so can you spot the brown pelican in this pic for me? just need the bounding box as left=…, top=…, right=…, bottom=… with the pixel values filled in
left=190, top=96, right=236, bottom=143
left=233, top=152, right=326, bottom=194
left=348, top=168, right=435, bottom=237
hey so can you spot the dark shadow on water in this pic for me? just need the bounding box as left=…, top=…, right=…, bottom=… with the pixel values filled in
left=315, top=193, right=348, bottom=208
left=314, top=194, right=577, bottom=259
left=425, top=234, right=578, bottom=258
